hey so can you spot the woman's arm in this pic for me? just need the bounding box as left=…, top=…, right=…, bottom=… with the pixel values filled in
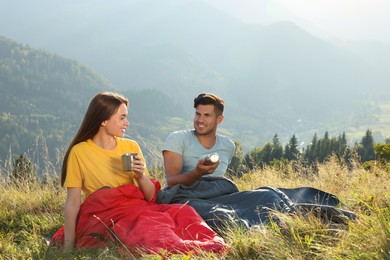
left=63, top=187, right=81, bottom=252
left=133, top=155, right=155, bottom=201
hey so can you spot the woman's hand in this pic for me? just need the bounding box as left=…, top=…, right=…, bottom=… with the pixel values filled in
left=132, top=155, right=155, bottom=201
left=132, top=155, right=146, bottom=179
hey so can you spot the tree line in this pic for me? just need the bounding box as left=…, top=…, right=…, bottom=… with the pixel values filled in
left=7, top=128, right=390, bottom=184
left=228, top=129, right=390, bottom=177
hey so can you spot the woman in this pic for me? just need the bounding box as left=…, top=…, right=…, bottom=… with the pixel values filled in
left=53, top=92, right=228, bottom=255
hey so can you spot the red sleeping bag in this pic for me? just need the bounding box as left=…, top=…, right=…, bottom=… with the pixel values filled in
left=51, top=179, right=229, bottom=255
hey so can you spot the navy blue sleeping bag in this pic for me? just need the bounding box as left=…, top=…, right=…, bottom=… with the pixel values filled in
left=157, top=177, right=356, bottom=230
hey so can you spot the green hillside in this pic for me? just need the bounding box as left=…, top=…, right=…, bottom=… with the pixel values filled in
left=0, top=36, right=113, bottom=159
left=0, top=36, right=187, bottom=165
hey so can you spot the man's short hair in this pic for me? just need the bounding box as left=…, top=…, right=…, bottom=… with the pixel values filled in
left=194, top=93, right=224, bottom=115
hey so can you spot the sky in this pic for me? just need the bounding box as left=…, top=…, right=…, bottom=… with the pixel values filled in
left=203, top=0, right=390, bottom=43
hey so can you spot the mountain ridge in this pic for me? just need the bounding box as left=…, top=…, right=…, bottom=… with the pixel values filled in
left=0, top=0, right=389, bottom=152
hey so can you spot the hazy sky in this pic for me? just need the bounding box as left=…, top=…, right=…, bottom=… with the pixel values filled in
left=203, top=0, right=390, bottom=43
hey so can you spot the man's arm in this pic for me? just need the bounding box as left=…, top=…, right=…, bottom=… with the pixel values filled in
left=163, top=150, right=220, bottom=188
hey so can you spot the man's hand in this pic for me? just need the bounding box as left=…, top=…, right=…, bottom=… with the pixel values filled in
left=196, top=158, right=221, bottom=176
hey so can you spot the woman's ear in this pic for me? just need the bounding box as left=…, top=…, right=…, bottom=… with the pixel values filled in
left=101, top=120, right=107, bottom=127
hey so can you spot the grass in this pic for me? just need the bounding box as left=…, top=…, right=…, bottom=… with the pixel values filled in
left=0, top=154, right=389, bottom=259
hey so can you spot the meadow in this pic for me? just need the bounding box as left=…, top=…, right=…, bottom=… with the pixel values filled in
left=0, top=153, right=389, bottom=259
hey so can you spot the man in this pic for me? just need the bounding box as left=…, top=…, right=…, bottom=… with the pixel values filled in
left=158, top=93, right=355, bottom=230
left=162, top=93, right=235, bottom=188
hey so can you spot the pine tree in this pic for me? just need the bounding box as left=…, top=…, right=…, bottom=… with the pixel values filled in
left=260, top=143, right=274, bottom=165
left=284, top=134, right=300, bottom=160
left=359, top=129, right=376, bottom=162
left=244, top=147, right=263, bottom=170
left=305, top=133, right=318, bottom=163
left=271, top=134, right=283, bottom=161
left=12, top=154, right=36, bottom=183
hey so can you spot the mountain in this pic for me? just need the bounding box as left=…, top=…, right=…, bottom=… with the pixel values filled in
left=0, top=36, right=187, bottom=163
left=1, top=0, right=389, bottom=148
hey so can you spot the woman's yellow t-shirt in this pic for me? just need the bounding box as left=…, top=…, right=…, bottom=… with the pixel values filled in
left=64, top=137, right=149, bottom=197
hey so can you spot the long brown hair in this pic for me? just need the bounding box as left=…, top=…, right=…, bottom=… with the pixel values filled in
left=60, top=91, right=128, bottom=186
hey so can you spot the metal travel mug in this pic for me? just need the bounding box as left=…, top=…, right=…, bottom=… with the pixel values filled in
left=121, top=153, right=138, bottom=171
left=203, top=152, right=220, bottom=165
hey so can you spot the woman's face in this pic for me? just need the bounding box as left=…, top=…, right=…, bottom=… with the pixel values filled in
left=102, top=103, right=129, bottom=137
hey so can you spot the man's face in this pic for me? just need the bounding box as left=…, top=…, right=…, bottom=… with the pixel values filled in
left=193, top=104, right=223, bottom=136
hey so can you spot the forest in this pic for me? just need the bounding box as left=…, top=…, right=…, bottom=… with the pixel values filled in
left=228, top=129, right=390, bottom=178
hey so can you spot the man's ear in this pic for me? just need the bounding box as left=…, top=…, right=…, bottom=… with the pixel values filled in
left=217, top=114, right=224, bottom=125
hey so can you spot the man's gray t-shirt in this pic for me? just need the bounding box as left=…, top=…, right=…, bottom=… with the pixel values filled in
left=162, top=129, right=235, bottom=181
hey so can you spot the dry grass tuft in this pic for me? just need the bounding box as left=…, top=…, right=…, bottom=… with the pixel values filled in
left=1, top=152, right=389, bottom=259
